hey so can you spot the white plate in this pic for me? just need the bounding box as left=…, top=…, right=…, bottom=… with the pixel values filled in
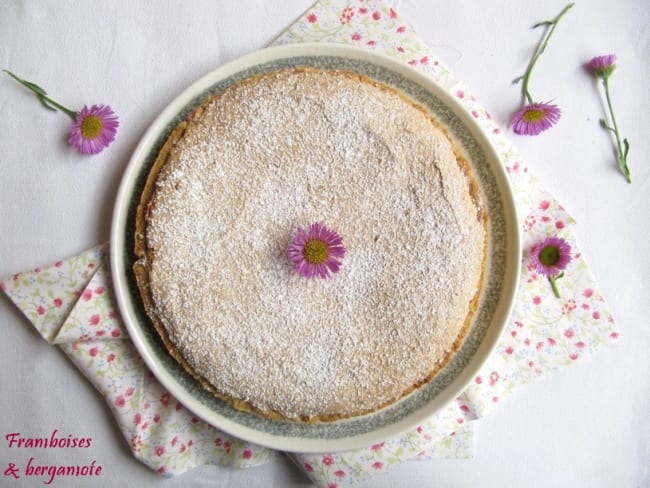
left=111, top=43, right=520, bottom=453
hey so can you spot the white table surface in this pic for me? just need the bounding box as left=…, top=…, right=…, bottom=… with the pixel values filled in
left=1, top=1, right=648, bottom=486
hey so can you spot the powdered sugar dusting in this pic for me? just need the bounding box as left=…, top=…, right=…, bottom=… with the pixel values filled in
left=144, top=68, right=485, bottom=419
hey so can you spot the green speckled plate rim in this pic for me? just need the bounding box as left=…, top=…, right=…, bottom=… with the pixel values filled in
left=111, top=43, right=520, bottom=453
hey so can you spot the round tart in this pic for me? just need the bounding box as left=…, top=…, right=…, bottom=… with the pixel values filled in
left=133, top=67, right=486, bottom=422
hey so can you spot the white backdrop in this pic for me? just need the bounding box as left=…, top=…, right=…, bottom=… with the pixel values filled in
left=1, top=1, right=648, bottom=486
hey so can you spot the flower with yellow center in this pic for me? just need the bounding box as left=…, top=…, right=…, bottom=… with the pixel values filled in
left=3, top=69, right=119, bottom=155
left=287, top=222, right=346, bottom=279
left=69, top=104, right=119, bottom=154
left=511, top=102, right=561, bottom=136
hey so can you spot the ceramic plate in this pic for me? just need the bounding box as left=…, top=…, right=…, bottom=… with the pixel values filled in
left=111, top=43, right=520, bottom=453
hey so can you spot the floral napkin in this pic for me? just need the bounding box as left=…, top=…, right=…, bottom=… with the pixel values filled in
left=1, top=244, right=278, bottom=476
left=1, top=0, right=620, bottom=487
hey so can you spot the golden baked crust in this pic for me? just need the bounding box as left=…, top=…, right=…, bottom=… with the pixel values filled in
left=134, top=67, right=486, bottom=422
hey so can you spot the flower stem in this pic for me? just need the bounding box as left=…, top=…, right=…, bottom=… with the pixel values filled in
left=514, top=3, right=574, bottom=104
left=3, top=69, right=77, bottom=119
left=602, top=77, right=632, bottom=183
left=548, top=273, right=564, bottom=298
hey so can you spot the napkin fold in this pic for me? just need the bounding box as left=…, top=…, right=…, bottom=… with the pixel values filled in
left=1, top=0, right=621, bottom=487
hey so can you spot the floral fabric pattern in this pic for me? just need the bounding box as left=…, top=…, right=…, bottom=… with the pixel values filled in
left=1, top=1, right=619, bottom=487
left=1, top=245, right=276, bottom=477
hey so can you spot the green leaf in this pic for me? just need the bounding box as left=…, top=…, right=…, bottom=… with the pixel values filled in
left=37, top=95, right=58, bottom=112
left=599, top=119, right=615, bottom=132
left=3, top=68, right=75, bottom=117
left=22, top=79, right=49, bottom=96
left=532, top=20, right=554, bottom=28
left=3, top=70, right=47, bottom=96
left=512, top=75, right=525, bottom=85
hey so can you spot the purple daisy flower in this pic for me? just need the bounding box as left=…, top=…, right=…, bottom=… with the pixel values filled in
left=531, top=236, right=572, bottom=277
left=68, top=104, right=119, bottom=154
left=531, top=236, right=572, bottom=298
left=3, top=70, right=119, bottom=155
left=287, top=222, right=345, bottom=279
left=511, top=102, right=561, bottom=136
left=510, top=4, right=573, bottom=137
left=588, top=54, right=617, bottom=80
left=586, top=53, right=631, bottom=183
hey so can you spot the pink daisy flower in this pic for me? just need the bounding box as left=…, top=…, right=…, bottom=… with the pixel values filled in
left=3, top=69, right=119, bottom=155
left=287, top=222, right=345, bottom=279
left=530, top=236, right=572, bottom=297
left=511, top=102, right=561, bottom=135
left=587, top=53, right=631, bottom=183
left=68, top=104, right=119, bottom=154
left=531, top=236, right=572, bottom=276
left=587, top=54, right=616, bottom=80
left=510, top=4, right=573, bottom=136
